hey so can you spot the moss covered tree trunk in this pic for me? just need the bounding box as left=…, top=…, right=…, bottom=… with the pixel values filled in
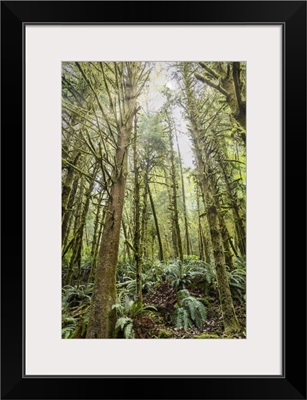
left=167, top=119, right=183, bottom=264
left=219, top=215, right=234, bottom=270
left=197, top=188, right=204, bottom=260
left=211, top=182, right=234, bottom=270
left=219, top=158, right=246, bottom=256
left=175, top=127, right=190, bottom=256
left=147, top=181, right=164, bottom=262
left=62, top=152, right=81, bottom=247
left=62, top=173, right=79, bottom=250
left=181, top=65, right=240, bottom=333
left=87, top=209, right=105, bottom=286
left=206, top=201, right=240, bottom=333
left=86, top=63, right=139, bottom=338
left=121, top=219, right=131, bottom=261
left=140, top=180, right=148, bottom=260
left=66, top=165, right=98, bottom=286
left=133, top=117, right=142, bottom=303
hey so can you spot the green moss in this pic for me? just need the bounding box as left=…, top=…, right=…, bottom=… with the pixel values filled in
left=157, top=329, right=173, bottom=338
left=223, top=317, right=241, bottom=335
left=193, top=333, right=221, bottom=339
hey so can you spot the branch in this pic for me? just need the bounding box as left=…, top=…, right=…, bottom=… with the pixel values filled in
left=62, top=158, right=104, bottom=187
left=195, top=73, right=229, bottom=97
left=75, top=62, right=116, bottom=144
left=222, top=159, right=246, bottom=165
left=100, top=62, right=120, bottom=131
left=199, top=62, right=220, bottom=80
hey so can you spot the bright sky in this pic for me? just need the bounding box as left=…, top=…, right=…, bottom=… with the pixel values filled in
left=139, top=62, right=194, bottom=169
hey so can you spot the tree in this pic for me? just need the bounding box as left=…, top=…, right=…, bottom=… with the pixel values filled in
left=86, top=62, right=150, bottom=338
left=180, top=62, right=240, bottom=333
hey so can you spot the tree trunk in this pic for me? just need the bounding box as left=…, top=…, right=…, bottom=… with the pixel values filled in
left=210, top=180, right=235, bottom=270
left=66, top=165, right=98, bottom=286
left=140, top=181, right=148, bottom=260
left=87, top=209, right=105, bottom=286
left=147, top=181, right=164, bottom=261
left=133, top=117, right=142, bottom=303
left=219, top=216, right=234, bottom=270
left=62, top=152, right=81, bottom=247
left=62, top=174, right=79, bottom=250
left=86, top=63, right=139, bottom=338
left=167, top=120, right=183, bottom=263
left=196, top=187, right=204, bottom=260
left=122, top=220, right=131, bottom=261
left=181, top=66, right=240, bottom=333
left=207, top=202, right=240, bottom=333
left=219, top=159, right=246, bottom=256
left=64, top=180, right=84, bottom=284
left=175, top=127, right=190, bottom=256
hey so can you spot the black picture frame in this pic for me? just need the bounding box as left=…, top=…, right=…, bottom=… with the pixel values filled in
left=1, top=1, right=306, bottom=399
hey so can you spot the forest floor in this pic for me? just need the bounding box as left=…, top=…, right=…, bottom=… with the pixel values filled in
left=134, top=283, right=245, bottom=339
left=62, top=260, right=246, bottom=339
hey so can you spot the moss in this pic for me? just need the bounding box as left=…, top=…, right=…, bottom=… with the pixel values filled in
left=157, top=329, right=173, bottom=338
left=193, top=333, right=221, bottom=339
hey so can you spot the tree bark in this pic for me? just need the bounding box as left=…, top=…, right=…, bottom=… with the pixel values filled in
left=219, top=158, right=246, bottom=256
left=86, top=63, right=140, bottom=338
left=167, top=119, right=183, bottom=263
left=62, top=152, right=81, bottom=247
left=147, top=181, right=164, bottom=262
left=175, top=128, right=190, bottom=256
left=133, top=117, right=142, bottom=303
left=62, top=174, right=79, bottom=251
left=140, top=180, right=149, bottom=260
left=66, top=165, right=98, bottom=286
left=181, top=65, right=240, bottom=333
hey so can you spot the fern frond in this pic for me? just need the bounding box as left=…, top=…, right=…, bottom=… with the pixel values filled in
left=124, top=322, right=135, bottom=339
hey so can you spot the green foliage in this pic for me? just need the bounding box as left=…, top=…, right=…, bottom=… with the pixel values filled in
left=113, top=295, right=157, bottom=318
left=174, top=289, right=206, bottom=331
left=116, top=260, right=158, bottom=298
left=157, top=329, right=173, bottom=338
left=183, top=254, right=199, bottom=262
left=227, top=257, right=246, bottom=304
left=62, top=284, right=93, bottom=338
left=162, top=260, right=216, bottom=291
left=62, top=315, right=77, bottom=338
left=193, top=333, right=220, bottom=339
left=112, top=294, right=157, bottom=338
left=115, top=317, right=135, bottom=339
left=62, top=284, right=93, bottom=309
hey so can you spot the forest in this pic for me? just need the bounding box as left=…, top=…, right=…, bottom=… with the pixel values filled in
left=62, top=61, right=246, bottom=339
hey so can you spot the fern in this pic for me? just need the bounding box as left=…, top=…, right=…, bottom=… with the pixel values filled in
left=62, top=324, right=76, bottom=339
left=174, top=289, right=207, bottom=331
left=123, top=321, right=135, bottom=339
left=175, top=307, right=192, bottom=331
left=227, top=261, right=246, bottom=304
left=62, top=284, right=93, bottom=339
left=116, top=317, right=131, bottom=331
left=115, top=317, right=135, bottom=338
left=113, top=294, right=157, bottom=338
left=61, top=315, right=77, bottom=338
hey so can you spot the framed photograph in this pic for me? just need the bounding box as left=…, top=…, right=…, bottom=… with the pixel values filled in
left=1, top=1, right=306, bottom=399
